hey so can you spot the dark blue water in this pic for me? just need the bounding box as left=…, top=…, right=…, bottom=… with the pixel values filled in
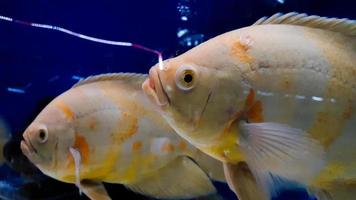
left=0, top=0, right=355, bottom=199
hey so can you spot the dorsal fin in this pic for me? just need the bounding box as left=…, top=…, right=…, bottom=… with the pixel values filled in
left=253, top=12, right=356, bottom=36
left=72, top=73, right=148, bottom=88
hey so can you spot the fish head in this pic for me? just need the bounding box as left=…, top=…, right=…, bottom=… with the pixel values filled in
left=143, top=51, right=244, bottom=147
left=21, top=101, right=76, bottom=176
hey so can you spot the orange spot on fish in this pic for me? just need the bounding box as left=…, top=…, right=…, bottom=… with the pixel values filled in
left=73, top=133, right=90, bottom=164
left=132, top=141, right=142, bottom=152
left=55, top=100, right=75, bottom=120
left=231, top=40, right=253, bottom=64
left=244, top=89, right=264, bottom=123
left=89, top=119, right=97, bottom=131
left=247, top=101, right=264, bottom=123
left=114, top=113, right=138, bottom=143
left=66, top=133, right=90, bottom=169
left=245, top=88, right=255, bottom=108
left=178, top=140, right=188, bottom=151
left=161, top=142, right=175, bottom=153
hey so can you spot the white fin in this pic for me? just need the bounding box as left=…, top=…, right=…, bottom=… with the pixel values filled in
left=80, top=180, right=111, bottom=200
left=223, top=162, right=268, bottom=200
left=253, top=12, right=356, bottom=36
left=126, top=156, right=216, bottom=199
left=72, top=73, right=148, bottom=88
left=239, top=122, right=325, bottom=198
left=191, top=150, right=226, bottom=182
left=69, top=147, right=82, bottom=195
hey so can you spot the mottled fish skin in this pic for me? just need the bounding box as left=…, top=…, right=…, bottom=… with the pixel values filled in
left=143, top=13, right=356, bottom=197
left=20, top=76, right=216, bottom=185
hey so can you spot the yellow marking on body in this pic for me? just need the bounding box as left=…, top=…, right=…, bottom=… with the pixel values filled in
left=312, top=163, right=346, bottom=189
left=309, top=99, right=354, bottom=147
left=55, top=100, right=75, bottom=120
left=305, top=29, right=355, bottom=147
left=207, top=89, right=264, bottom=162
left=231, top=40, right=254, bottom=64
left=161, top=141, right=175, bottom=153
left=202, top=131, right=244, bottom=163
left=105, top=154, right=158, bottom=184
left=62, top=145, right=120, bottom=183
left=132, top=141, right=143, bottom=152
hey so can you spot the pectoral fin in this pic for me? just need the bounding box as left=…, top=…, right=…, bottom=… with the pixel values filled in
left=80, top=180, right=111, bottom=200
left=223, top=162, right=268, bottom=200
left=126, top=156, right=216, bottom=199
left=239, top=122, right=325, bottom=197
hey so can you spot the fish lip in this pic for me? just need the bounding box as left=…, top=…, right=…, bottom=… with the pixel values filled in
left=143, top=67, right=170, bottom=108
left=22, top=133, right=38, bottom=155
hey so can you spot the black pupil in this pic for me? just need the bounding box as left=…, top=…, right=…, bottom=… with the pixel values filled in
left=39, top=130, right=46, bottom=140
left=184, top=74, right=193, bottom=83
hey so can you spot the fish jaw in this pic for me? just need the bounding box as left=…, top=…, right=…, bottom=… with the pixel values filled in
left=142, top=67, right=170, bottom=109
left=20, top=136, right=40, bottom=165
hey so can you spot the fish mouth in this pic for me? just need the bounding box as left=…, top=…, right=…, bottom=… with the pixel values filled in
left=20, top=133, right=38, bottom=162
left=142, top=67, right=170, bottom=108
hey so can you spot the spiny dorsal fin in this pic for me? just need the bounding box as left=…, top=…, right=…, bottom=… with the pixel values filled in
left=253, top=12, right=356, bottom=36
left=72, top=73, right=148, bottom=88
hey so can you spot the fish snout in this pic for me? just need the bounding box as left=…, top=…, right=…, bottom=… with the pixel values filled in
left=143, top=67, right=169, bottom=108
left=20, top=129, right=39, bottom=158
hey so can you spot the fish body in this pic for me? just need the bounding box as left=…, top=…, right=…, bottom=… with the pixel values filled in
left=21, top=73, right=224, bottom=200
left=143, top=13, right=356, bottom=198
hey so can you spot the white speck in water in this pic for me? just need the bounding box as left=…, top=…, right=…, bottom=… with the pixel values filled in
left=330, top=98, right=336, bottom=103
left=181, top=16, right=188, bottom=21
left=277, top=0, right=285, bottom=4
left=312, top=96, right=324, bottom=102
left=295, top=95, right=306, bottom=100
left=7, top=87, right=25, bottom=94
left=177, top=29, right=188, bottom=38
left=72, top=75, right=84, bottom=81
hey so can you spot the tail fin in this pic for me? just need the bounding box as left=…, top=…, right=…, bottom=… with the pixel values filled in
left=190, top=150, right=226, bottom=183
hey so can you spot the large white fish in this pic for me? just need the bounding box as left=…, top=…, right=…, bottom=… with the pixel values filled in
left=143, top=12, right=356, bottom=199
left=20, top=73, right=225, bottom=200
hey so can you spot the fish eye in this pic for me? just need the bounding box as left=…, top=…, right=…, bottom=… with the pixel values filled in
left=37, top=127, right=48, bottom=143
left=175, top=65, right=197, bottom=91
